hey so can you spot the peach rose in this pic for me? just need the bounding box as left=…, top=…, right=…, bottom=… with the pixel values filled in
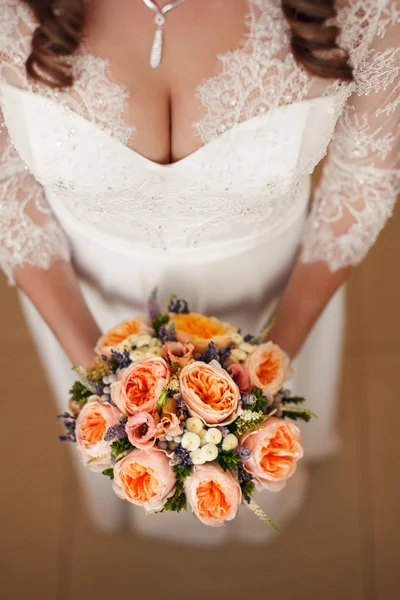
left=245, top=342, right=291, bottom=396
left=180, top=360, right=241, bottom=425
left=113, top=448, right=176, bottom=512
left=110, top=357, right=170, bottom=416
left=75, top=398, right=121, bottom=472
left=95, top=318, right=153, bottom=357
left=172, top=312, right=237, bottom=353
left=241, top=417, right=303, bottom=491
left=184, top=463, right=242, bottom=526
left=229, top=362, right=251, bottom=393
left=161, top=341, right=195, bottom=369
left=125, top=412, right=157, bottom=450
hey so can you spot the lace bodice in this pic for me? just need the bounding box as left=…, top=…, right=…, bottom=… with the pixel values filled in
left=0, top=0, right=399, bottom=284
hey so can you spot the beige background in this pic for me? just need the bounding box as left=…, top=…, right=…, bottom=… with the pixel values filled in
left=0, top=198, right=399, bottom=599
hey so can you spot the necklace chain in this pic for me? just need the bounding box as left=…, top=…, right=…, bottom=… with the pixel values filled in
left=142, top=0, right=186, bottom=68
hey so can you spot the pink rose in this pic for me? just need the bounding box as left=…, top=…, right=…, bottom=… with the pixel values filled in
left=113, top=448, right=176, bottom=512
left=75, top=398, right=121, bottom=472
left=180, top=360, right=241, bottom=425
left=110, top=357, right=170, bottom=416
left=184, top=463, right=242, bottom=526
left=245, top=342, right=291, bottom=396
left=161, top=341, right=195, bottom=369
left=125, top=412, right=157, bottom=450
left=229, top=362, right=251, bottom=393
left=241, top=417, right=304, bottom=491
left=156, top=412, right=183, bottom=440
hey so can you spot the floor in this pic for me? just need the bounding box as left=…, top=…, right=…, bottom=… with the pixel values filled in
left=1, top=204, right=399, bottom=600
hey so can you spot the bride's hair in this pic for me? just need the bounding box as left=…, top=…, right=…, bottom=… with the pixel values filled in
left=23, top=0, right=353, bottom=88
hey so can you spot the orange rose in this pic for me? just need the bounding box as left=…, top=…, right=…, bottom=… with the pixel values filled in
left=245, top=342, right=291, bottom=396
left=110, top=357, right=170, bottom=416
left=75, top=398, right=121, bottom=472
left=95, top=318, right=153, bottom=357
left=113, top=448, right=176, bottom=512
left=172, top=312, right=237, bottom=353
left=180, top=360, right=240, bottom=425
left=241, top=417, right=303, bottom=491
left=184, top=464, right=242, bottom=526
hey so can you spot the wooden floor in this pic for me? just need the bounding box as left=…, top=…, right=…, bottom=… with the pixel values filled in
left=1, top=206, right=399, bottom=600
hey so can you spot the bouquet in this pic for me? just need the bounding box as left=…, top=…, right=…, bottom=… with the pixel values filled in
left=59, top=291, right=315, bottom=528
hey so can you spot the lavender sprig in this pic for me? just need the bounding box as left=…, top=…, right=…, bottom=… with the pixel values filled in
left=104, top=349, right=132, bottom=374
left=104, top=423, right=127, bottom=443
left=168, top=296, right=190, bottom=314
left=58, top=412, right=77, bottom=442
left=200, top=341, right=219, bottom=363
left=172, top=446, right=193, bottom=468
left=147, top=288, right=162, bottom=321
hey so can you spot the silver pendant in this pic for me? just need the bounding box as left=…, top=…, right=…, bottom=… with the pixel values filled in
left=150, top=14, right=165, bottom=69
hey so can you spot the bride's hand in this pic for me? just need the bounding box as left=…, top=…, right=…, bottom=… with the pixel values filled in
left=263, top=256, right=351, bottom=360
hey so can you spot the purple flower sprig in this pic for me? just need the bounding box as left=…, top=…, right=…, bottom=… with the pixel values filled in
left=172, top=446, right=193, bottom=468
left=168, top=296, right=190, bottom=314
left=104, top=349, right=132, bottom=374
left=237, top=463, right=255, bottom=504
left=58, top=412, right=77, bottom=443
left=200, top=342, right=232, bottom=369
left=147, top=288, right=162, bottom=321
left=104, top=423, right=127, bottom=443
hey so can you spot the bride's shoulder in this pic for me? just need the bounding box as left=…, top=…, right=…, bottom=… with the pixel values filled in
left=0, top=0, right=35, bottom=53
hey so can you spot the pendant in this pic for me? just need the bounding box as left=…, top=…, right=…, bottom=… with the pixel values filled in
left=150, top=14, right=165, bottom=69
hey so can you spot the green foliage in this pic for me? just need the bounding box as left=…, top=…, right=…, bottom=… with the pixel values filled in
left=163, top=466, right=191, bottom=513
left=216, top=450, right=241, bottom=472
left=111, top=438, right=134, bottom=459
left=281, top=406, right=317, bottom=423
left=250, top=387, right=269, bottom=412
left=152, top=314, right=170, bottom=337
left=281, top=396, right=305, bottom=405
left=102, top=468, right=114, bottom=480
left=240, top=479, right=255, bottom=502
left=69, top=381, right=92, bottom=405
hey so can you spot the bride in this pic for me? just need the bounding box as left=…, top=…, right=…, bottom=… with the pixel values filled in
left=1, top=0, right=399, bottom=544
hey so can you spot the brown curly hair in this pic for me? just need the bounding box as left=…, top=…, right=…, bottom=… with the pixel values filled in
left=23, top=0, right=353, bottom=88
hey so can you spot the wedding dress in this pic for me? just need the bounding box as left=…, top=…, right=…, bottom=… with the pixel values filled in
left=1, top=0, right=399, bottom=545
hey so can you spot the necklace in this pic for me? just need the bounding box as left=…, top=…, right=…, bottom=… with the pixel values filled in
left=142, top=0, right=187, bottom=69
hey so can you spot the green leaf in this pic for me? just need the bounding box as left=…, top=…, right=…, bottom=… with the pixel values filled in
left=163, top=465, right=191, bottom=513
left=281, top=406, right=317, bottom=423
left=111, top=438, right=134, bottom=459
left=102, top=468, right=114, bottom=480
left=152, top=314, right=170, bottom=337
left=69, top=381, right=92, bottom=405
left=216, top=450, right=241, bottom=472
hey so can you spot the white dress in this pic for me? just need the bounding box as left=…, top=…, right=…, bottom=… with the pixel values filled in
left=1, top=0, right=399, bottom=544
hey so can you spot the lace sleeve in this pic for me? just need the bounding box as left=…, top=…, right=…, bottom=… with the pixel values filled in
left=301, top=3, right=400, bottom=272
left=0, top=105, right=71, bottom=285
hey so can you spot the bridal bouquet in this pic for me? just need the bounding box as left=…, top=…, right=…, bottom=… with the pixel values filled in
left=59, top=292, right=315, bottom=528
